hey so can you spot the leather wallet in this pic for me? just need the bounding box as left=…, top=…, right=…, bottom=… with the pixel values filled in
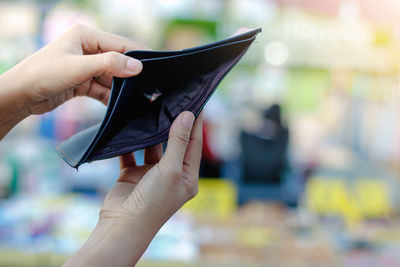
left=56, top=28, right=261, bottom=168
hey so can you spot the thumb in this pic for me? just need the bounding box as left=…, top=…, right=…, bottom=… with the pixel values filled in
left=161, top=112, right=195, bottom=170
left=79, top=51, right=143, bottom=78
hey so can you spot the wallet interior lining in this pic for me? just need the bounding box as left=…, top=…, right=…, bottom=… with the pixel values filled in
left=88, top=43, right=249, bottom=160
left=89, top=64, right=220, bottom=158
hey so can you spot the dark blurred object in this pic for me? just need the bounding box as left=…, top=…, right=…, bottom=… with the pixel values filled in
left=200, top=120, right=221, bottom=178
left=240, top=104, right=289, bottom=184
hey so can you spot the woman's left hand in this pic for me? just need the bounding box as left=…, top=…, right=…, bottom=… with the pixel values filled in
left=0, top=23, right=144, bottom=139
left=13, top=23, right=144, bottom=114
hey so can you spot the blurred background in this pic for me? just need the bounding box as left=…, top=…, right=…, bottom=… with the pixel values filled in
left=1, top=0, right=400, bottom=266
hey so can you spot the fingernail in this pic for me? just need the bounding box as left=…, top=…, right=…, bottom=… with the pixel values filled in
left=126, top=58, right=142, bottom=74
left=182, top=112, right=195, bottom=128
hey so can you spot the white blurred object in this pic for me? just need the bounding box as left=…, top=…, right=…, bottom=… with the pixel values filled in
left=264, top=41, right=289, bottom=66
left=338, top=0, right=361, bottom=22
left=0, top=2, right=38, bottom=37
left=203, top=92, right=241, bottom=160
left=156, top=0, right=223, bottom=18
left=98, top=0, right=158, bottom=45
left=144, top=213, right=198, bottom=261
left=253, top=64, right=288, bottom=105
left=42, top=4, right=97, bottom=44
left=228, top=0, right=276, bottom=24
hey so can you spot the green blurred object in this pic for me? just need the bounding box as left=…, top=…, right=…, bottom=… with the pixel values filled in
left=161, top=18, right=218, bottom=49
left=285, top=68, right=330, bottom=112
left=0, top=63, right=11, bottom=75
left=8, top=157, right=19, bottom=195
left=165, top=18, right=217, bottom=38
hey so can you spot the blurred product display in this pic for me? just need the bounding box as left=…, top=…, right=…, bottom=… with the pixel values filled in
left=240, top=104, right=289, bottom=185
left=2, top=0, right=400, bottom=266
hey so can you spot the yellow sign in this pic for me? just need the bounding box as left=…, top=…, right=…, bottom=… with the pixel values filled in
left=182, top=178, right=237, bottom=220
left=305, top=176, right=392, bottom=226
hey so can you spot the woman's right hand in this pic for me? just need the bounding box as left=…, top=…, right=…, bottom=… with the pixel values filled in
left=63, top=111, right=203, bottom=267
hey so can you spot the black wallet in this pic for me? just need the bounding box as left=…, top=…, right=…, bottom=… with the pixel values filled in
left=56, top=28, right=261, bottom=168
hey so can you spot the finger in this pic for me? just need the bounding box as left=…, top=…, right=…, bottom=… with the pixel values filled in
left=77, top=51, right=143, bottom=79
left=144, top=144, right=162, bottom=165
left=74, top=80, right=111, bottom=105
left=119, top=152, right=136, bottom=170
left=72, top=23, right=147, bottom=54
left=161, top=112, right=195, bottom=170
left=183, top=112, right=203, bottom=173
left=94, top=74, right=113, bottom=88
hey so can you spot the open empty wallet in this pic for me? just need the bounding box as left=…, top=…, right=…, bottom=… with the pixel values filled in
left=56, top=28, right=262, bottom=168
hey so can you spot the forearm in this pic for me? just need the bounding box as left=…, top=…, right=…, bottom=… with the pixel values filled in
left=63, top=215, right=164, bottom=267
left=64, top=110, right=201, bottom=266
left=0, top=67, right=30, bottom=140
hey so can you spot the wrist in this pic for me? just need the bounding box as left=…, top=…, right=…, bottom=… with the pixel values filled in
left=64, top=215, right=163, bottom=267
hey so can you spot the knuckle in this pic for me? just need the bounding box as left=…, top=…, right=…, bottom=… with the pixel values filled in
left=70, top=23, right=87, bottom=33
left=122, top=38, right=133, bottom=49
left=104, top=52, right=121, bottom=69
left=175, top=132, right=190, bottom=147
left=97, top=90, right=107, bottom=102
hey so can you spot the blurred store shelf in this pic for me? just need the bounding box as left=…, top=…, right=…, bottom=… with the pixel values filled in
left=2, top=0, right=400, bottom=266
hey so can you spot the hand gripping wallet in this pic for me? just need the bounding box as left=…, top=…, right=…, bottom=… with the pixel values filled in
left=56, top=28, right=262, bottom=168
